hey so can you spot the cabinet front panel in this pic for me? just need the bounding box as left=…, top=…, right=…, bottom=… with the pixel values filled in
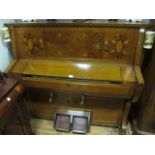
left=14, top=26, right=138, bottom=63
left=25, top=88, right=125, bottom=126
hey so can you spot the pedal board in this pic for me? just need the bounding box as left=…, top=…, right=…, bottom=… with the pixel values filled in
left=53, top=108, right=91, bottom=134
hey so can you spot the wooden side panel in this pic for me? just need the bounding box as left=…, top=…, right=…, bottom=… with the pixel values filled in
left=9, top=26, right=18, bottom=59
left=134, top=41, right=155, bottom=133
left=134, top=28, right=146, bottom=66
left=14, top=26, right=139, bottom=63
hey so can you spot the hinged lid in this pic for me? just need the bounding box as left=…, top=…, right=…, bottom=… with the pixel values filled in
left=22, top=60, right=122, bottom=83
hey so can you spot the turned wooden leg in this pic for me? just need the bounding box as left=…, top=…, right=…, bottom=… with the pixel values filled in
left=120, top=101, right=132, bottom=134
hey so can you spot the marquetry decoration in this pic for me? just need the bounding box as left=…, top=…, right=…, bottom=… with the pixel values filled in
left=103, top=35, right=129, bottom=58
left=23, top=33, right=45, bottom=55
left=16, top=27, right=137, bottom=62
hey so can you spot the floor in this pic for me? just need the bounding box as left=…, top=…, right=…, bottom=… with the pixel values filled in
left=30, top=118, right=119, bottom=135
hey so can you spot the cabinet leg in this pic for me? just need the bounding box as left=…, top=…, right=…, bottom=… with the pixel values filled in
left=120, top=101, right=132, bottom=134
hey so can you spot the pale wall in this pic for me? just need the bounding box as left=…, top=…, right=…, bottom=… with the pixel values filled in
left=0, top=19, right=14, bottom=72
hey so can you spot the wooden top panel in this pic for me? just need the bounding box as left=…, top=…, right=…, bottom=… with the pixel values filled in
left=5, top=21, right=154, bottom=28
left=23, top=59, right=121, bottom=82
left=13, top=26, right=138, bottom=63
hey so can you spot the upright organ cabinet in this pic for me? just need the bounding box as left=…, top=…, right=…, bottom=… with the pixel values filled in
left=5, top=21, right=153, bottom=134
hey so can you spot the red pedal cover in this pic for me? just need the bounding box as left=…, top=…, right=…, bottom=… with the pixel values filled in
left=72, top=116, right=88, bottom=133
left=55, top=114, right=70, bottom=132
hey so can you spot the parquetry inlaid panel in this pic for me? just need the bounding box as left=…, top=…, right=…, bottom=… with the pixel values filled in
left=15, top=27, right=138, bottom=62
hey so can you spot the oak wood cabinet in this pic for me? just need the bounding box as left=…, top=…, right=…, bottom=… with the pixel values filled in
left=4, top=21, right=154, bottom=134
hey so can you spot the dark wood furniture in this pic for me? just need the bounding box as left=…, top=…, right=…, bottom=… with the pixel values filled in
left=0, top=78, right=31, bottom=135
left=132, top=40, right=155, bottom=134
left=4, top=21, right=154, bottom=134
